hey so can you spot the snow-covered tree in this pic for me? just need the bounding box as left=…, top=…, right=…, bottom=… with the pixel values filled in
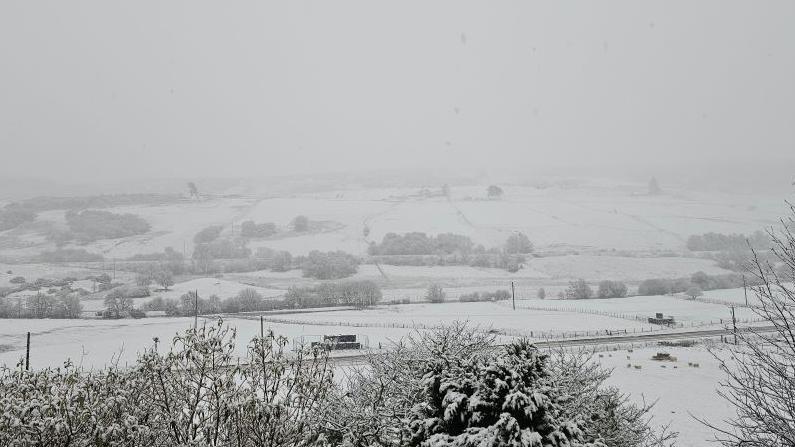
left=685, top=286, right=703, bottom=300
left=406, top=339, right=603, bottom=447
left=648, top=177, right=662, bottom=195
left=565, top=279, right=593, bottom=300
left=426, top=284, right=446, bottom=303
left=103, top=289, right=133, bottom=318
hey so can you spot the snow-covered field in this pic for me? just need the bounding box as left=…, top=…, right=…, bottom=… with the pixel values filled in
left=697, top=285, right=787, bottom=306
left=150, top=277, right=284, bottom=301
left=229, top=256, right=732, bottom=301
left=0, top=316, right=417, bottom=370
left=0, top=286, right=769, bottom=371
left=2, top=182, right=787, bottom=260
left=352, top=257, right=729, bottom=284
left=597, top=344, right=733, bottom=447
left=517, top=292, right=760, bottom=324
left=260, top=301, right=654, bottom=336
left=1, top=295, right=731, bottom=371
left=238, top=196, right=394, bottom=255
left=527, top=255, right=729, bottom=282
left=0, top=263, right=136, bottom=287
left=443, top=184, right=785, bottom=252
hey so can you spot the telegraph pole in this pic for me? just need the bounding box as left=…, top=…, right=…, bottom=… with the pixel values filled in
left=731, top=306, right=738, bottom=345
left=25, top=332, right=30, bottom=371
left=743, top=275, right=748, bottom=307
left=194, top=290, right=199, bottom=330
left=511, top=281, right=516, bottom=310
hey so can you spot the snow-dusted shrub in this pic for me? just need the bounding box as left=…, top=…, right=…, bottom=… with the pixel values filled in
left=0, top=319, right=334, bottom=446
left=0, top=361, right=154, bottom=445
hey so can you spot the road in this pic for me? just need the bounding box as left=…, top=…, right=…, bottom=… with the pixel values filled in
left=532, top=325, right=775, bottom=348
left=327, top=324, right=777, bottom=366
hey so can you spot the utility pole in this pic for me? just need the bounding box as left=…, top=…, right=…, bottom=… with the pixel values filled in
left=259, top=315, right=266, bottom=386
left=511, top=281, right=516, bottom=310
left=743, top=275, right=748, bottom=307
left=25, top=332, right=30, bottom=371
left=731, top=306, right=738, bottom=345
left=194, top=290, right=199, bottom=330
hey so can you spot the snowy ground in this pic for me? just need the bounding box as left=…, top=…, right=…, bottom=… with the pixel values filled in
left=263, top=301, right=654, bottom=337
left=0, top=316, right=417, bottom=370
left=2, top=181, right=788, bottom=260
left=597, top=344, right=733, bottom=447
left=527, top=255, right=729, bottom=282
left=228, top=256, right=732, bottom=303
left=0, top=287, right=768, bottom=371
left=696, top=285, right=791, bottom=306
left=0, top=263, right=136, bottom=287
left=516, top=292, right=760, bottom=325
left=149, top=277, right=284, bottom=301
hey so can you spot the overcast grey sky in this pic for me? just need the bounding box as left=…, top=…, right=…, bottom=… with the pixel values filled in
left=1, top=1, right=793, bottom=183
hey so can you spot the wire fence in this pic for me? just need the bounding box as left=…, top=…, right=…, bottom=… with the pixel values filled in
left=674, top=295, right=755, bottom=308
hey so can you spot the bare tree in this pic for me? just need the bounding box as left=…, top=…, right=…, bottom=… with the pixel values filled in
left=154, top=269, right=174, bottom=291
left=487, top=184, right=504, bottom=198
left=104, top=290, right=133, bottom=318
left=648, top=177, right=662, bottom=195
left=685, top=286, right=703, bottom=300
left=425, top=283, right=445, bottom=303
left=187, top=182, right=200, bottom=200
left=701, top=207, right=795, bottom=446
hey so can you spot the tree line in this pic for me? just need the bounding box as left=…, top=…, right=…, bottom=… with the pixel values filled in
left=141, top=280, right=384, bottom=318
left=367, top=231, right=533, bottom=272
left=0, top=193, right=180, bottom=232
left=554, top=271, right=766, bottom=301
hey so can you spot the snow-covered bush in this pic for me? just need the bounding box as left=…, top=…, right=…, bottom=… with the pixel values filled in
left=0, top=319, right=334, bottom=446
